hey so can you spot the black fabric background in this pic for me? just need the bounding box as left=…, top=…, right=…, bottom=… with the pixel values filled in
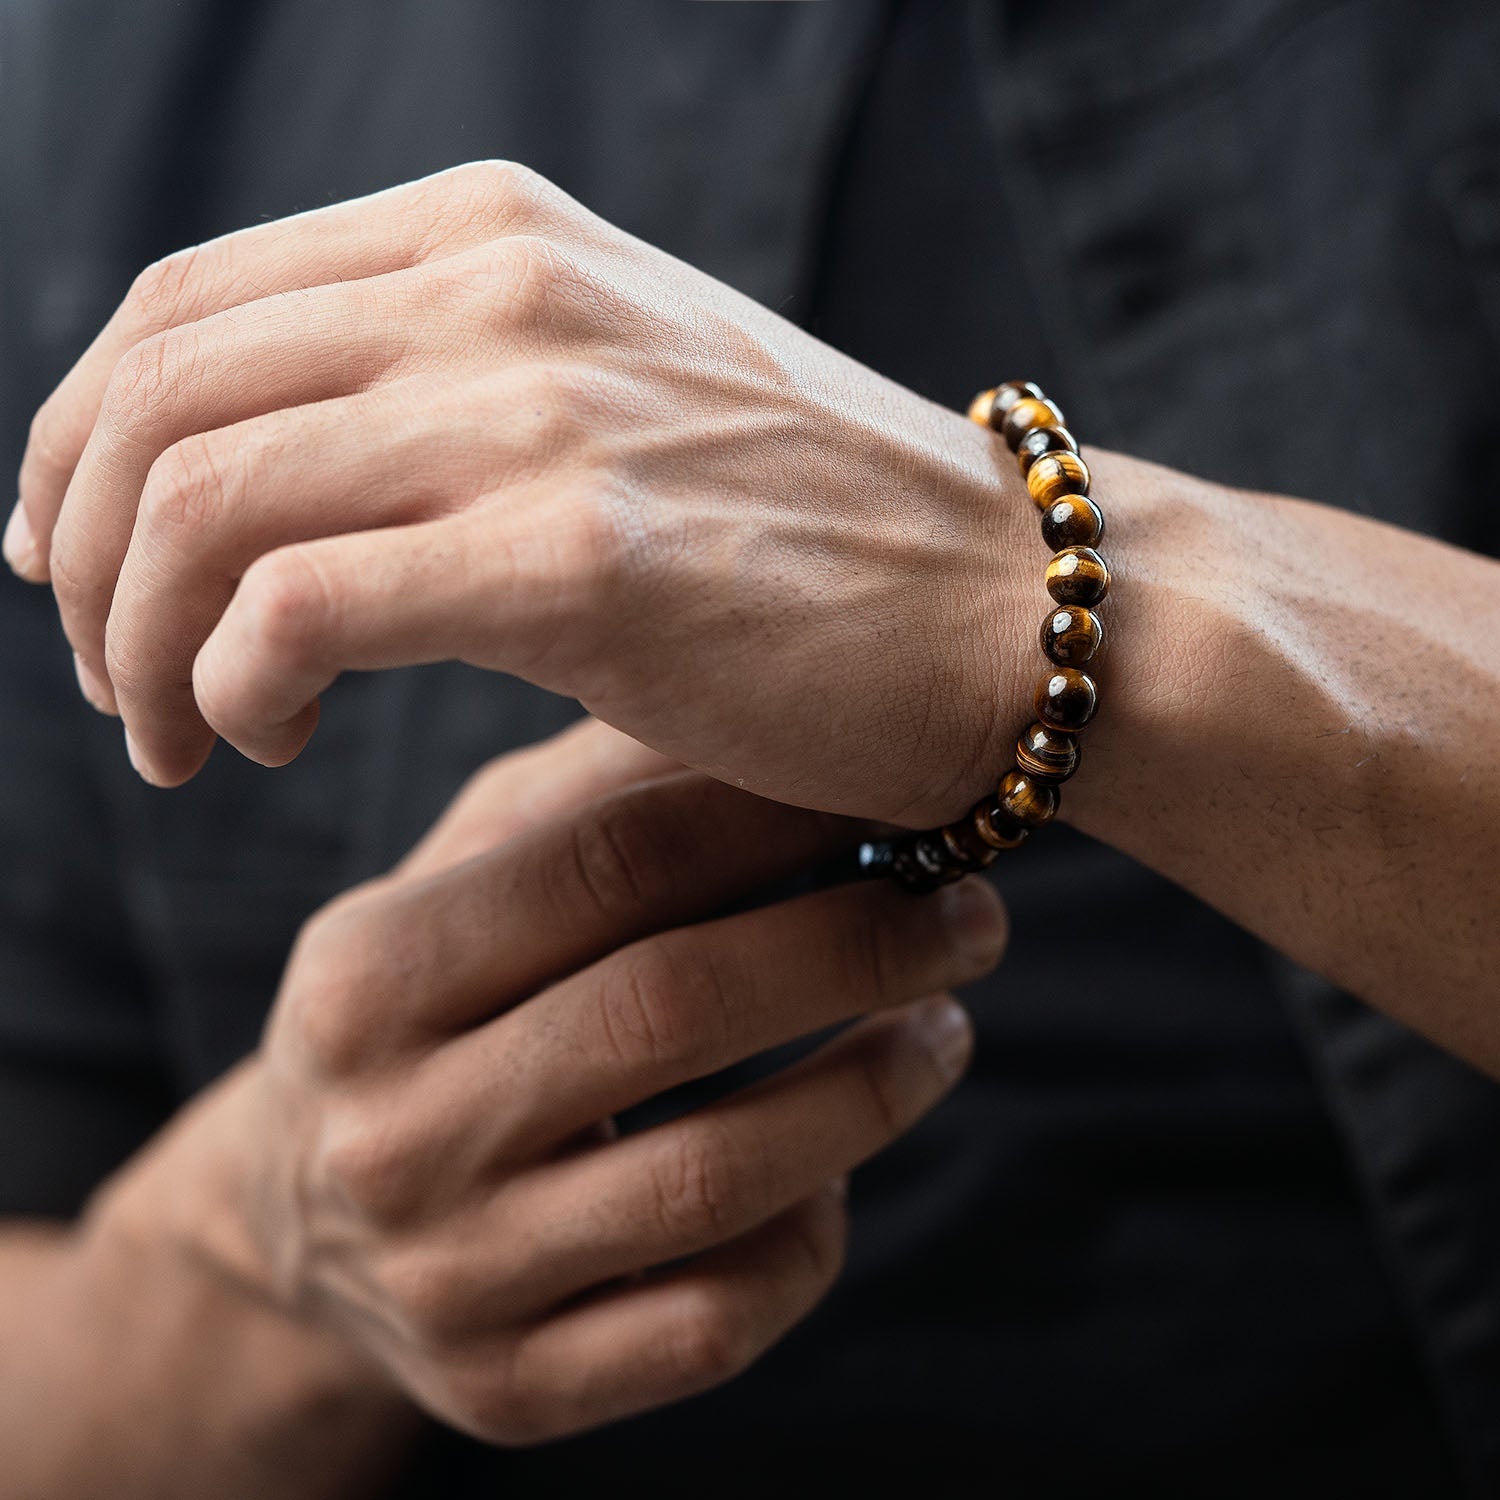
left=2, top=1, right=1498, bottom=1494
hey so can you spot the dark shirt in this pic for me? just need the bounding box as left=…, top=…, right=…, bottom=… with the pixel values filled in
left=3, top=2, right=1499, bottom=1494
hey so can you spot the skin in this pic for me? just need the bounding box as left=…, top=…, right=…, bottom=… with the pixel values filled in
left=12, top=160, right=1496, bottom=1065
left=5, top=158, right=1500, bottom=1489
left=0, top=718, right=1009, bottom=1497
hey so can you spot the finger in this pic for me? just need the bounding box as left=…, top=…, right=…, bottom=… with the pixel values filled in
left=456, top=997, right=972, bottom=1322
left=105, top=371, right=560, bottom=783
left=54, top=256, right=513, bottom=727
left=392, top=719, right=677, bottom=886
left=191, top=500, right=601, bottom=774
left=418, top=874, right=1006, bottom=1162
left=13, top=159, right=572, bottom=580
left=470, top=1183, right=848, bottom=1444
left=291, top=773, right=862, bottom=1068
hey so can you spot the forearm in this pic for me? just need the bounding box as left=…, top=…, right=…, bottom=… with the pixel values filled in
left=1063, top=451, right=1500, bottom=1069
left=0, top=1062, right=418, bottom=1500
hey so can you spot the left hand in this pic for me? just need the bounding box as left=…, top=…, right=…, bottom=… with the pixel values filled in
left=12, top=160, right=1036, bottom=824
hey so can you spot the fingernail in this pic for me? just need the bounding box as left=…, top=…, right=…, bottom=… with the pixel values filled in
left=829, top=1175, right=849, bottom=1203
left=73, top=653, right=115, bottom=715
left=909, top=996, right=973, bottom=1079
left=939, top=878, right=1009, bottom=968
left=3, top=501, right=38, bottom=578
left=123, top=727, right=164, bottom=787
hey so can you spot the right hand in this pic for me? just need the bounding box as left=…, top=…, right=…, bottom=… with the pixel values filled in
left=215, top=748, right=1008, bottom=1445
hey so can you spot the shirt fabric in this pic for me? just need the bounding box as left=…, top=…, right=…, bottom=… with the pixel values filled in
left=2, top=2, right=1499, bottom=1494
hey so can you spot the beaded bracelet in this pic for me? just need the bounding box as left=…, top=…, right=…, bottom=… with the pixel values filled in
left=858, top=381, right=1108, bottom=893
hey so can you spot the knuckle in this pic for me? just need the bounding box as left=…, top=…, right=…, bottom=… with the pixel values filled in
left=666, top=1286, right=756, bottom=1390
left=650, top=1120, right=760, bottom=1244
left=279, top=890, right=389, bottom=1075
left=596, top=937, right=724, bottom=1075
left=100, top=330, right=192, bottom=439
left=280, top=976, right=368, bottom=1081
left=378, top=1246, right=471, bottom=1348
left=414, top=161, right=565, bottom=261
left=553, top=483, right=628, bottom=598
left=45, top=539, right=104, bottom=621
left=461, top=158, right=552, bottom=213
left=441, top=234, right=593, bottom=334
left=23, top=399, right=76, bottom=493
left=138, top=433, right=235, bottom=542
left=501, top=235, right=570, bottom=322
left=125, top=246, right=207, bottom=328
left=515, top=364, right=601, bottom=465
left=850, top=1041, right=909, bottom=1139
left=100, top=623, right=141, bottom=702
left=839, top=904, right=903, bottom=1002
left=560, top=798, right=656, bottom=920
left=234, top=547, right=333, bottom=662
left=311, top=1102, right=414, bottom=1226
left=444, top=1359, right=554, bottom=1448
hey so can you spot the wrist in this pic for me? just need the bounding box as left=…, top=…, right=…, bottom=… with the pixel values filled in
left=78, top=1059, right=414, bottom=1467
left=914, top=405, right=1045, bottom=822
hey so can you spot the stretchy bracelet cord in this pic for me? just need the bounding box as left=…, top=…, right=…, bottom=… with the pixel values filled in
left=858, top=380, right=1109, bottom=893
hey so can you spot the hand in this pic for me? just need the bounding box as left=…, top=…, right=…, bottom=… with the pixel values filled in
left=13, top=160, right=1034, bottom=823
left=204, top=743, right=1008, bottom=1443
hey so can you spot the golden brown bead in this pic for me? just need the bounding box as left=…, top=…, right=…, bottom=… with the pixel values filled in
left=972, top=799, right=1029, bottom=850
left=941, top=820, right=1000, bottom=870
left=1017, top=424, right=1079, bottom=476
left=1041, top=605, right=1102, bottom=665
left=1045, top=546, right=1110, bottom=607
left=1026, top=451, right=1091, bottom=508
left=1040, top=494, right=1104, bottom=551
left=967, top=389, right=998, bottom=427
left=1034, top=668, right=1098, bottom=732
left=996, top=768, right=1060, bottom=828
left=1015, top=722, right=1080, bottom=782
left=1001, top=395, right=1065, bottom=451
left=991, top=381, right=1044, bottom=425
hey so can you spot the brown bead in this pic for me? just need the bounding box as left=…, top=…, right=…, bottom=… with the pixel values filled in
left=1001, top=395, right=1065, bottom=451
left=941, top=819, right=1000, bottom=870
left=890, top=832, right=966, bottom=892
left=1026, top=451, right=1091, bottom=508
left=967, top=389, right=998, bottom=427
left=1017, top=424, right=1079, bottom=476
left=1041, top=494, right=1104, bottom=551
left=991, top=381, right=1044, bottom=425
left=1045, top=546, right=1110, bottom=607
left=972, top=799, right=1029, bottom=850
left=1015, top=722, right=1080, bottom=782
left=996, top=768, right=1060, bottom=828
left=1041, top=605, right=1102, bottom=666
left=1034, top=668, right=1098, bottom=732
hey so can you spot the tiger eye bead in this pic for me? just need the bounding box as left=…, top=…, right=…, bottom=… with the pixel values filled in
left=1026, top=451, right=1091, bottom=508
left=891, top=831, right=966, bottom=891
left=967, top=388, right=998, bottom=427
left=995, top=769, right=1060, bottom=828
left=1034, top=668, right=1098, bottom=732
left=1045, top=546, right=1110, bottom=607
left=1015, top=722, right=1080, bottom=782
left=941, top=818, right=1000, bottom=870
left=1016, top=424, right=1079, bottom=476
left=1041, top=605, right=1102, bottom=665
left=972, top=799, right=1030, bottom=850
left=991, top=380, right=1045, bottom=425
left=1041, top=494, right=1104, bottom=551
left=1001, top=395, right=1065, bottom=451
